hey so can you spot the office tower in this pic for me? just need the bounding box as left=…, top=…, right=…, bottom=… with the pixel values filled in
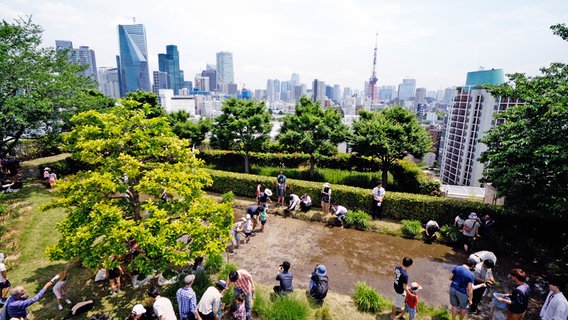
left=325, top=85, right=334, bottom=102
left=195, top=75, right=210, bottom=92
left=117, top=24, right=151, bottom=96
left=266, top=79, right=275, bottom=101
left=311, top=79, right=326, bottom=103
left=415, top=88, right=426, bottom=104
left=397, top=79, right=416, bottom=101
left=201, top=69, right=217, bottom=92
left=152, top=71, right=169, bottom=95
left=216, top=51, right=234, bottom=86
left=98, top=67, right=120, bottom=99
left=158, top=45, right=184, bottom=95
left=274, top=79, right=281, bottom=100
left=439, top=69, right=522, bottom=186
left=291, top=73, right=300, bottom=87
left=378, top=85, right=396, bottom=102
left=55, top=40, right=98, bottom=81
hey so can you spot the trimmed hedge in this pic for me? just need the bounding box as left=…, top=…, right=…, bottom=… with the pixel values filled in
left=207, top=169, right=501, bottom=226
left=198, top=149, right=440, bottom=195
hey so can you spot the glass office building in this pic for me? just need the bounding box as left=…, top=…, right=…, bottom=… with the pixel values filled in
left=118, top=24, right=151, bottom=96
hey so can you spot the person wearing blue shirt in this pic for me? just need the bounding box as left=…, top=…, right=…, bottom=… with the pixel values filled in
left=273, top=261, right=293, bottom=295
left=4, top=279, right=54, bottom=319
left=176, top=275, right=200, bottom=320
left=449, top=259, right=475, bottom=320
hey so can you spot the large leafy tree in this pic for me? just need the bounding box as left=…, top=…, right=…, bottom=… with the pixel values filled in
left=350, top=106, right=432, bottom=187
left=277, top=96, right=349, bottom=177
left=43, top=101, right=233, bottom=274
left=168, top=110, right=212, bottom=147
left=210, top=97, right=272, bottom=173
left=479, top=24, right=568, bottom=221
left=0, top=17, right=107, bottom=158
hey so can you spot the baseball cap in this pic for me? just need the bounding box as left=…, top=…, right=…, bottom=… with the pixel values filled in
left=279, top=261, right=290, bottom=270
left=216, top=280, right=227, bottom=289
left=132, top=304, right=146, bottom=315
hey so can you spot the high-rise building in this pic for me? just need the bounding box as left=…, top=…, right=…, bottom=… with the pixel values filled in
left=55, top=40, right=98, bottom=81
left=158, top=45, right=184, bottom=95
left=117, top=24, right=151, bottom=96
left=291, top=73, right=300, bottom=87
left=201, top=69, right=217, bottom=92
left=312, top=79, right=325, bottom=103
left=378, top=85, right=397, bottom=102
left=439, top=69, right=522, bottom=186
left=98, top=67, right=120, bottom=99
left=415, top=88, right=427, bottom=104
left=397, top=79, right=416, bottom=101
left=152, top=71, right=169, bottom=95
left=216, top=51, right=234, bottom=86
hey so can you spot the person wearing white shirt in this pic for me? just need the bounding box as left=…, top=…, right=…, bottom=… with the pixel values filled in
left=370, top=181, right=386, bottom=220
left=540, top=277, right=568, bottom=320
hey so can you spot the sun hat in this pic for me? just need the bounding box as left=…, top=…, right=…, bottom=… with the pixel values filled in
left=410, top=282, right=422, bottom=291
left=316, top=264, right=327, bottom=276
left=264, top=188, right=273, bottom=196
left=216, top=280, right=227, bottom=289
left=245, top=214, right=251, bottom=219
left=132, top=304, right=146, bottom=315
left=468, top=212, right=478, bottom=219
left=323, top=182, right=330, bottom=188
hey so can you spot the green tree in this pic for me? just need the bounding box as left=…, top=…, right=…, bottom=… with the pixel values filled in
left=43, top=101, right=233, bottom=274
left=210, top=97, right=272, bottom=173
left=168, top=110, right=212, bottom=147
left=0, top=17, right=104, bottom=158
left=277, top=96, right=349, bottom=177
left=479, top=24, right=568, bottom=221
left=350, top=106, right=432, bottom=187
left=125, top=90, right=167, bottom=118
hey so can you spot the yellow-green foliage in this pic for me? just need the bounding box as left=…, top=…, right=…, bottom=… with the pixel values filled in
left=207, top=169, right=501, bottom=225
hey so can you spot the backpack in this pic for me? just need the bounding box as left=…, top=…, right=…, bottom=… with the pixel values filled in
left=310, top=275, right=329, bottom=301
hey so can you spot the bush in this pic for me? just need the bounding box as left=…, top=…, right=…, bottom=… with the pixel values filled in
left=218, top=262, right=239, bottom=282
left=204, top=254, right=224, bottom=275
left=431, top=306, right=452, bottom=320
left=351, top=281, right=389, bottom=313
left=314, top=306, right=332, bottom=320
left=401, top=220, right=422, bottom=239
left=343, top=211, right=370, bottom=230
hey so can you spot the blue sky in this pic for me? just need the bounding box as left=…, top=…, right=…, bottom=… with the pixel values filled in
left=2, top=0, right=568, bottom=92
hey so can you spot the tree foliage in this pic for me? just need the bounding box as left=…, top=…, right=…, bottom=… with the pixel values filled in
left=0, top=17, right=108, bottom=158
left=277, top=96, right=349, bottom=177
left=210, top=97, right=272, bottom=173
left=43, top=101, right=233, bottom=274
left=168, top=110, right=212, bottom=147
left=350, top=106, right=432, bottom=186
left=479, top=24, right=568, bottom=221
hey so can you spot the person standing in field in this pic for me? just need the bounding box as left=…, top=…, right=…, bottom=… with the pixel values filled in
left=276, top=171, right=287, bottom=207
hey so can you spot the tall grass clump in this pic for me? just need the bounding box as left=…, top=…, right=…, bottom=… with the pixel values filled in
left=314, top=306, right=333, bottom=320
left=431, top=306, right=451, bottom=320
left=439, top=224, right=460, bottom=244
left=218, top=262, right=239, bottom=281
left=204, top=254, right=224, bottom=274
left=400, top=219, right=422, bottom=239
left=351, top=281, right=389, bottom=313
left=221, top=191, right=235, bottom=203
left=252, top=288, right=309, bottom=320
left=343, top=211, right=370, bottom=230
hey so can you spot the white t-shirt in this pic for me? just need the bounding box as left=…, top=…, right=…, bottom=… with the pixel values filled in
left=197, top=286, right=222, bottom=316
left=462, top=218, right=480, bottom=237
left=372, top=186, right=386, bottom=202
left=53, top=279, right=67, bottom=298
left=0, top=262, right=6, bottom=282
left=153, top=296, right=177, bottom=320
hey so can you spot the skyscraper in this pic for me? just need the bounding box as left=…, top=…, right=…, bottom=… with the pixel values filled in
left=397, top=78, right=416, bottom=101
left=55, top=40, right=98, bottom=81
left=117, top=24, right=151, bottom=96
left=158, top=45, right=184, bottom=95
left=216, top=51, right=234, bottom=86
left=98, top=67, right=120, bottom=99
left=439, top=69, right=522, bottom=186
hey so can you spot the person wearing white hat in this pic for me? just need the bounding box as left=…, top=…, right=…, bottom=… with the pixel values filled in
left=126, top=304, right=147, bottom=320
left=320, top=183, right=332, bottom=215
left=460, top=212, right=481, bottom=252
left=257, top=189, right=272, bottom=208
left=401, top=282, right=422, bottom=320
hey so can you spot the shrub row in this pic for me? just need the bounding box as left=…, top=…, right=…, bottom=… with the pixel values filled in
left=198, top=149, right=440, bottom=195
left=207, top=169, right=501, bottom=226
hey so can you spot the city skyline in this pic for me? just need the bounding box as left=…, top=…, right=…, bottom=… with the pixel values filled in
left=2, top=0, right=568, bottom=92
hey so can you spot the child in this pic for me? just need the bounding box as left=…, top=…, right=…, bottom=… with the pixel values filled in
left=106, top=262, right=124, bottom=295
left=244, top=214, right=253, bottom=243
left=233, top=293, right=246, bottom=320
left=48, top=171, right=57, bottom=188
left=53, top=271, right=72, bottom=310
left=402, top=282, right=421, bottom=320
left=258, top=204, right=268, bottom=232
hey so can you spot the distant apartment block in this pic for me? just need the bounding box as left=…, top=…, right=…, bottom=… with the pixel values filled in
left=439, top=69, right=522, bottom=187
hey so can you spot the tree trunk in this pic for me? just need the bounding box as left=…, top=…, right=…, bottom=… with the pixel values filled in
left=309, top=154, right=315, bottom=178
left=244, top=151, right=250, bottom=174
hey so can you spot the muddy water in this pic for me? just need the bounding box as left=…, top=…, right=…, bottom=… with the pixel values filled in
left=228, top=212, right=464, bottom=307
